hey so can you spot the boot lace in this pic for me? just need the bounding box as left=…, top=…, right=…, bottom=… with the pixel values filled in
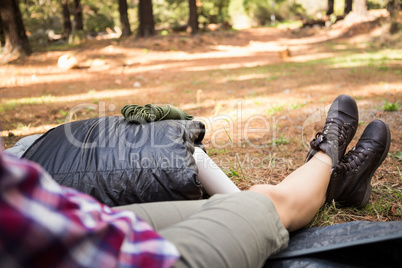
left=311, top=118, right=352, bottom=150
left=333, top=148, right=368, bottom=175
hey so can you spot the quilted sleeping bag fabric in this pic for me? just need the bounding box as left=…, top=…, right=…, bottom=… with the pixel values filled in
left=22, top=116, right=206, bottom=207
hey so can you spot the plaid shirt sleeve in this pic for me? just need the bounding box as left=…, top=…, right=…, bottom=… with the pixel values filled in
left=0, top=152, right=180, bottom=268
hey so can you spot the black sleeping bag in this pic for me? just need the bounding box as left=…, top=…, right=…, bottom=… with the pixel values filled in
left=266, top=220, right=402, bottom=267
left=22, top=116, right=206, bottom=207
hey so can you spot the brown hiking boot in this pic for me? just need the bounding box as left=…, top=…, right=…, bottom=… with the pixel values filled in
left=305, top=95, right=359, bottom=168
left=326, top=119, right=391, bottom=208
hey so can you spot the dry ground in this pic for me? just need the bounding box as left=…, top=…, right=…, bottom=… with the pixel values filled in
left=1, top=10, right=401, bottom=226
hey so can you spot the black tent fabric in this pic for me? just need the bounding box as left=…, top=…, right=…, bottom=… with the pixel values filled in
left=266, top=221, right=402, bottom=267
left=22, top=116, right=206, bottom=207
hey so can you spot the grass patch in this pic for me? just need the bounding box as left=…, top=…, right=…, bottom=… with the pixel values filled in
left=308, top=49, right=402, bottom=69
left=265, top=75, right=279, bottom=81
left=392, top=151, right=402, bottom=161
left=289, top=103, right=306, bottom=110
left=59, top=109, right=69, bottom=117
left=0, top=103, right=16, bottom=112
left=389, top=151, right=402, bottom=181
left=207, top=148, right=227, bottom=155
left=267, top=104, right=285, bottom=115
left=0, top=95, right=55, bottom=112
left=224, top=128, right=246, bottom=180
left=383, top=100, right=401, bottom=112
left=268, top=20, right=303, bottom=29
left=225, top=168, right=240, bottom=178
left=309, top=203, right=351, bottom=227
left=263, top=153, right=278, bottom=169
left=310, top=184, right=402, bottom=228
left=367, top=185, right=402, bottom=217
left=269, top=134, right=289, bottom=146
left=3, top=95, right=55, bottom=106
left=45, top=43, right=80, bottom=51
left=229, top=48, right=401, bottom=88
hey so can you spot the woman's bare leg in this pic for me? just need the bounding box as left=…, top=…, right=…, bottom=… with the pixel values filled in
left=249, top=152, right=332, bottom=231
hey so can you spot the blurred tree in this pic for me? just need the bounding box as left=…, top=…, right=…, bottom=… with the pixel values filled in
left=188, top=0, right=199, bottom=34
left=0, top=15, right=4, bottom=47
left=327, top=0, right=334, bottom=15
left=389, top=0, right=400, bottom=34
left=344, top=0, right=353, bottom=14
left=195, top=0, right=230, bottom=25
left=118, top=0, right=132, bottom=36
left=137, top=0, right=155, bottom=37
left=62, top=0, right=72, bottom=39
left=215, top=0, right=229, bottom=23
left=353, top=0, right=367, bottom=15
left=84, top=1, right=117, bottom=34
left=73, top=0, right=84, bottom=30
left=0, top=0, right=31, bottom=62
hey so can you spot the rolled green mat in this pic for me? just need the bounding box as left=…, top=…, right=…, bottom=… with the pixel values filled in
left=121, top=104, right=194, bottom=124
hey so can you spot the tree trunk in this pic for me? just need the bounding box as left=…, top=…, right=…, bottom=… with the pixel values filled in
left=0, top=0, right=31, bottom=62
left=353, top=0, right=367, bottom=16
left=73, top=0, right=83, bottom=31
left=136, top=0, right=155, bottom=38
left=344, top=0, right=353, bottom=15
left=61, top=0, right=72, bottom=40
left=0, top=15, right=5, bottom=47
left=188, top=0, right=199, bottom=35
left=327, top=0, right=334, bottom=15
left=389, top=0, right=400, bottom=34
left=118, top=0, right=132, bottom=37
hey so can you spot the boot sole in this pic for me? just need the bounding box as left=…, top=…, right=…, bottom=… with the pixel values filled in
left=357, top=119, right=391, bottom=208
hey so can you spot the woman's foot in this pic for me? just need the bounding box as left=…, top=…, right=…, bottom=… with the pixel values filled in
left=305, top=94, right=359, bottom=168
left=326, top=119, right=391, bottom=208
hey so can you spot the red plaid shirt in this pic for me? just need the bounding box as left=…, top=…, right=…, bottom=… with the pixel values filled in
left=0, top=152, right=180, bottom=267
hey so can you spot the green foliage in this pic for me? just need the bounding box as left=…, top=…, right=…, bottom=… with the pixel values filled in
left=269, top=134, right=289, bottom=146
left=267, top=104, right=285, bottom=115
left=268, top=20, right=303, bottom=28
left=242, top=0, right=306, bottom=26
left=389, top=151, right=402, bottom=181
left=18, top=0, right=119, bottom=38
left=154, top=0, right=230, bottom=29
left=393, top=151, right=402, bottom=161
left=154, top=0, right=188, bottom=28
left=19, top=0, right=62, bottom=34
left=367, top=0, right=388, bottom=10
left=59, top=109, right=69, bottom=117
left=225, top=167, right=240, bottom=178
left=199, top=0, right=230, bottom=24
left=289, top=103, right=306, bottom=110
left=15, top=0, right=369, bottom=42
left=85, top=13, right=115, bottom=33
left=82, top=1, right=119, bottom=33
left=383, top=100, right=401, bottom=111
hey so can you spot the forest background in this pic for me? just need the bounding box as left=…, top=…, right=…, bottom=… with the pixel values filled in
left=1, top=0, right=400, bottom=60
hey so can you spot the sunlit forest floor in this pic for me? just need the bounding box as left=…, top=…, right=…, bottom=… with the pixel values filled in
left=1, top=10, right=401, bottom=226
